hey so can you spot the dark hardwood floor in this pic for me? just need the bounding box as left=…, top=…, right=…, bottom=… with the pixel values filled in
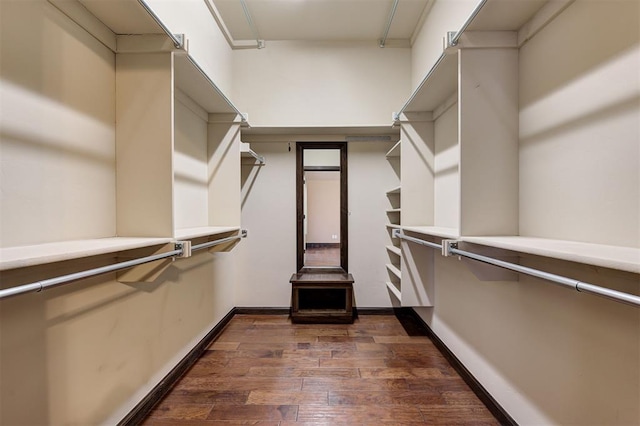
left=304, top=247, right=340, bottom=267
left=142, top=314, right=499, bottom=425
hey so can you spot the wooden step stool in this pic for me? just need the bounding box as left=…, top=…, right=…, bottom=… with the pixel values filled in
left=289, top=272, right=355, bottom=324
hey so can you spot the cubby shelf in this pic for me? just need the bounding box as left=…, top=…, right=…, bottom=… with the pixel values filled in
left=462, top=237, right=640, bottom=275
left=386, top=209, right=401, bottom=214
left=386, top=186, right=401, bottom=195
left=386, top=263, right=402, bottom=280
left=386, top=245, right=401, bottom=257
left=386, top=224, right=402, bottom=230
left=0, top=237, right=173, bottom=272
left=386, top=281, right=402, bottom=301
left=385, top=141, right=401, bottom=157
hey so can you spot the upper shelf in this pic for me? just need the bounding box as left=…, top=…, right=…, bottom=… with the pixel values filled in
left=397, top=0, right=548, bottom=116
left=462, top=236, right=640, bottom=275
left=174, top=54, right=242, bottom=115
left=240, top=142, right=265, bottom=164
left=174, top=226, right=241, bottom=240
left=403, top=53, right=458, bottom=113
left=403, top=226, right=460, bottom=240
left=77, top=0, right=164, bottom=35
left=0, top=237, right=173, bottom=271
left=465, top=0, right=548, bottom=32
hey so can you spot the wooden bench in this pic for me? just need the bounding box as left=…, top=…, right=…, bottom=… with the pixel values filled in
left=290, top=272, right=355, bottom=324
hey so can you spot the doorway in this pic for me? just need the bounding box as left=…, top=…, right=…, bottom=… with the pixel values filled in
left=296, top=142, right=348, bottom=272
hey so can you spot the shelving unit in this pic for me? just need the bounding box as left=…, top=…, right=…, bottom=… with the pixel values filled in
left=394, top=0, right=639, bottom=290
left=1, top=0, right=247, bottom=273
left=384, top=138, right=402, bottom=303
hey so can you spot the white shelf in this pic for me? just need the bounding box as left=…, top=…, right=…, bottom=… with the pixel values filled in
left=386, top=224, right=402, bottom=230
left=403, top=226, right=459, bottom=240
left=0, top=237, right=173, bottom=272
left=385, top=141, right=401, bottom=157
left=386, top=245, right=401, bottom=257
left=174, top=226, right=240, bottom=240
left=386, top=209, right=401, bottom=214
left=386, top=281, right=402, bottom=301
left=386, top=186, right=401, bottom=195
left=465, top=0, right=548, bottom=32
left=240, top=142, right=265, bottom=164
left=462, top=236, right=640, bottom=275
left=76, top=0, right=165, bottom=35
left=403, top=53, right=458, bottom=113
left=386, top=263, right=402, bottom=280
left=174, top=54, right=241, bottom=115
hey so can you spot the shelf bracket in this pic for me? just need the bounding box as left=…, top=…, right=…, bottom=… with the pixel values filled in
left=442, top=240, right=459, bottom=257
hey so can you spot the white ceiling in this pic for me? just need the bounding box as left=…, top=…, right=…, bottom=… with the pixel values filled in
left=211, top=0, right=432, bottom=43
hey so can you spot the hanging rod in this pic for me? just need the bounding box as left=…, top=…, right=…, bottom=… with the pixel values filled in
left=137, top=0, right=184, bottom=49
left=192, top=230, right=248, bottom=252
left=380, top=0, right=400, bottom=48
left=394, top=230, right=442, bottom=250
left=0, top=231, right=249, bottom=301
left=394, top=231, right=640, bottom=308
left=448, top=0, right=489, bottom=46
left=240, top=0, right=265, bottom=49
left=0, top=244, right=185, bottom=301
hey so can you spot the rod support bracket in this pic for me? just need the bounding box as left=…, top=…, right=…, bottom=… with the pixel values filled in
left=175, top=241, right=192, bottom=258
left=392, top=229, right=401, bottom=239
left=442, top=240, right=459, bottom=257
left=241, top=229, right=248, bottom=238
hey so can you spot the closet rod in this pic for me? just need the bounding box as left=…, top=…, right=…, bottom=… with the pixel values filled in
left=448, top=0, right=489, bottom=46
left=395, top=231, right=442, bottom=250
left=137, top=0, right=184, bottom=48
left=379, top=0, right=399, bottom=48
left=191, top=230, right=248, bottom=252
left=0, top=245, right=185, bottom=301
left=395, top=232, right=640, bottom=308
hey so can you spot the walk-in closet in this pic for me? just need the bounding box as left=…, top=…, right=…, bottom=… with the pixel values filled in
left=1, top=0, right=638, bottom=424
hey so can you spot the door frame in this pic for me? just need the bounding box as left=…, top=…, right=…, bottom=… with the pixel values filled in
left=296, top=142, right=348, bottom=272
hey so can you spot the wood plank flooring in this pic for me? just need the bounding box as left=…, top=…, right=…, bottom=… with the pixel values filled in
left=304, top=247, right=340, bottom=267
left=142, top=314, right=499, bottom=425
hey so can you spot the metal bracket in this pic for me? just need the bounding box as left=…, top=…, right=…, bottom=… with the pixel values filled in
left=392, top=229, right=401, bottom=239
left=241, top=229, right=248, bottom=238
left=174, top=33, right=185, bottom=49
left=442, top=240, right=459, bottom=257
left=175, top=241, right=192, bottom=258
left=446, top=31, right=458, bottom=47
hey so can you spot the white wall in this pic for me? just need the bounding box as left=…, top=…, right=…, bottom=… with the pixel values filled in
left=231, top=41, right=411, bottom=126
left=146, top=0, right=234, bottom=96
left=410, top=0, right=478, bottom=90
left=236, top=139, right=398, bottom=308
left=0, top=0, right=116, bottom=247
left=519, top=0, right=640, bottom=248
